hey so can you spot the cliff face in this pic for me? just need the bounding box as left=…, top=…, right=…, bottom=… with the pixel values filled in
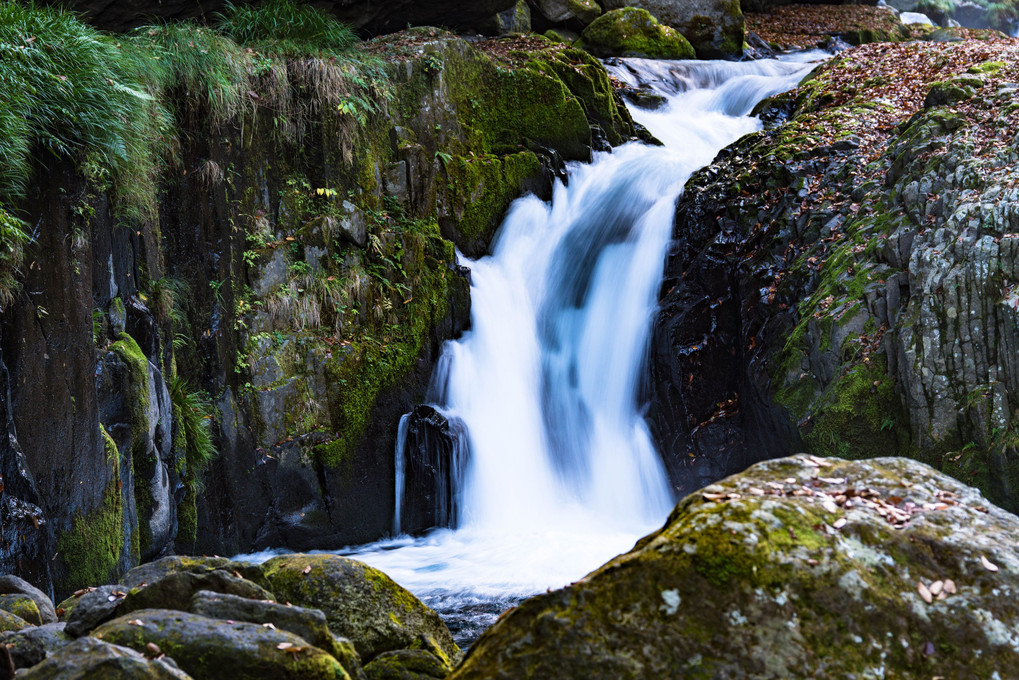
left=647, top=38, right=1019, bottom=512
left=0, top=12, right=639, bottom=598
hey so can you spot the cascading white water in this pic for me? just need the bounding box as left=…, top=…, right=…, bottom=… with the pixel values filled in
left=243, top=52, right=826, bottom=645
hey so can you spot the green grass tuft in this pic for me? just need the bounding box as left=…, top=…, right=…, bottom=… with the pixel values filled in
left=0, top=1, right=171, bottom=218
left=217, top=0, right=359, bottom=56
left=0, top=206, right=29, bottom=311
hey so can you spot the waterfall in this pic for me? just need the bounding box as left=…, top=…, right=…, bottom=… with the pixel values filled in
left=329, top=52, right=822, bottom=645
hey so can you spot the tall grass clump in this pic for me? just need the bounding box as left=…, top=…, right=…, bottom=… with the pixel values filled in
left=0, top=2, right=171, bottom=218
left=217, top=0, right=359, bottom=55
left=217, top=0, right=389, bottom=152
left=125, top=22, right=250, bottom=127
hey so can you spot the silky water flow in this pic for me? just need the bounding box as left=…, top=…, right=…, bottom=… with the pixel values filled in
left=244, top=52, right=826, bottom=646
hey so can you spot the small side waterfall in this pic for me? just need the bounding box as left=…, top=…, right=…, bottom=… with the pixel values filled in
left=350, top=52, right=823, bottom=645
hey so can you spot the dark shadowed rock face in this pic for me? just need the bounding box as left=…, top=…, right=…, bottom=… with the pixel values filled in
left=451, top=455, right=1019, bottom=679
left=398, top=405, right=470, bottom=535
left=40, top=0, right=518, bottom=33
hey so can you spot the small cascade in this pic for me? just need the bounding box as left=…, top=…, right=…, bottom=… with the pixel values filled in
left=340, top=52, right=825, bottom=647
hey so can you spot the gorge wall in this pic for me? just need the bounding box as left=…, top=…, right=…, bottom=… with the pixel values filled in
left=0, top=5, right=642, bottom=598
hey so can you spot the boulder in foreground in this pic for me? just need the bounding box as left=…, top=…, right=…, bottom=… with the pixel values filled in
left=452, top=455, right=1019, bottom=678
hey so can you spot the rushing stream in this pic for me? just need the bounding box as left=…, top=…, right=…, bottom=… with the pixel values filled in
left=244, top=52, right=825, bottom=646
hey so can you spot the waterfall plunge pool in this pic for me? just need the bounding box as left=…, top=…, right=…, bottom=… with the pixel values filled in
left=240, top=51, right=828, bottom=649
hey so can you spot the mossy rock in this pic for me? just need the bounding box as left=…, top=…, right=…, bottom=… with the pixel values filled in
left=189, top=590, right=365, bottom=680
left=0, top=608, right=30, bottom=633
left=65, top=585, right=130, bottom=637
left=450, top=456, right=1019, bottom=678
left=121, top=570, right=275, bottom=614
left=260, top=554, right=459, bottom=664
left=581, top=8, right=695, bottom=59
left=19, top=636, right=192, bottom=679
left=363, top=649, right=452, bottom=680
left=0, top=593, right=42, bottom=626
left=94, top=609, right=348, bottom=680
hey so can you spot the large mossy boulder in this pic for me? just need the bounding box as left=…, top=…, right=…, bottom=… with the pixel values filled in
left=600, top=0, right=744, bottom=57
left=0, top=622, right=72, bottom=670
left=120, top=569, right=275, bottom=613
left=581, top=8, right=696, bottom=59
left=94, top=609, right=351, bottom=680
left=20, top=636, right=193, bottom=679
left=451, top=456, right=1019, bottom=678
left=261, top=554, right=459, bottom=664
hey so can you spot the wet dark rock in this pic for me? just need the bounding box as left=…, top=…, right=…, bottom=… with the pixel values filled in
left=398, top=405, right=470, bottom=535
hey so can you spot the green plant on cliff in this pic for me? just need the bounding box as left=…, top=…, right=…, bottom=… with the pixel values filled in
left=126, top=22, right=250, bottom=127
left=0, top=2, right=171, bottom=218
left=0, top=205, right=28, bottom=311
left=170, top=374, right=218, bottom=545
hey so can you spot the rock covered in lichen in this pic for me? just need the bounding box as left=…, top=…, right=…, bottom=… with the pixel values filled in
left=582, top=7, right=696, bottom=59
left=451, top=455, right=1019, bottom=679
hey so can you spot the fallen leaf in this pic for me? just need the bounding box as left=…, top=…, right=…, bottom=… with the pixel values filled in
left=833, top=518, right=848, bottom=530
left=277, top=642, right=294, bottom=650
left=929, top=580, right=943, bottom=596
left=128, top=619, right=144, bottom=627
left=818, top=476, right=846, bottom=485
left=980, top=555, right=999, bottom=572
left=943, top=579, right=957, bottom=594
left=146, top=642, right=162, bottom=657
left=302, top=565, right=312, bottom=575
left=822, top=498, right=838, bottom=514
left=918, top=581, right=933, bottom=604
left=702, top=493, right=726, bottom=502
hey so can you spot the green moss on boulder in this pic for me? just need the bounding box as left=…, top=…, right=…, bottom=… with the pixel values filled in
left=451, top=456, right=1019, bottom=678
left=0, top=594, right=42, bottom=626
left=261, top=554, right=459, bottom=664
left=581, top=8, right=696, bottom=59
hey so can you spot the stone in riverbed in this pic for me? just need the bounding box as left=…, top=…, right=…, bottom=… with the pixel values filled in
left=121, top=569, right=275, bottom=614
left=19, top=636, right=192, bottom=679
left=260, top=554, right=459, bottom=664
left=64, top=585, right=128, bottom=637
left=450, top=455, right=1019, bottom=678
left=94, top=609, right=351, bottom=680
left=363, top=649, right=453, bottom=680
